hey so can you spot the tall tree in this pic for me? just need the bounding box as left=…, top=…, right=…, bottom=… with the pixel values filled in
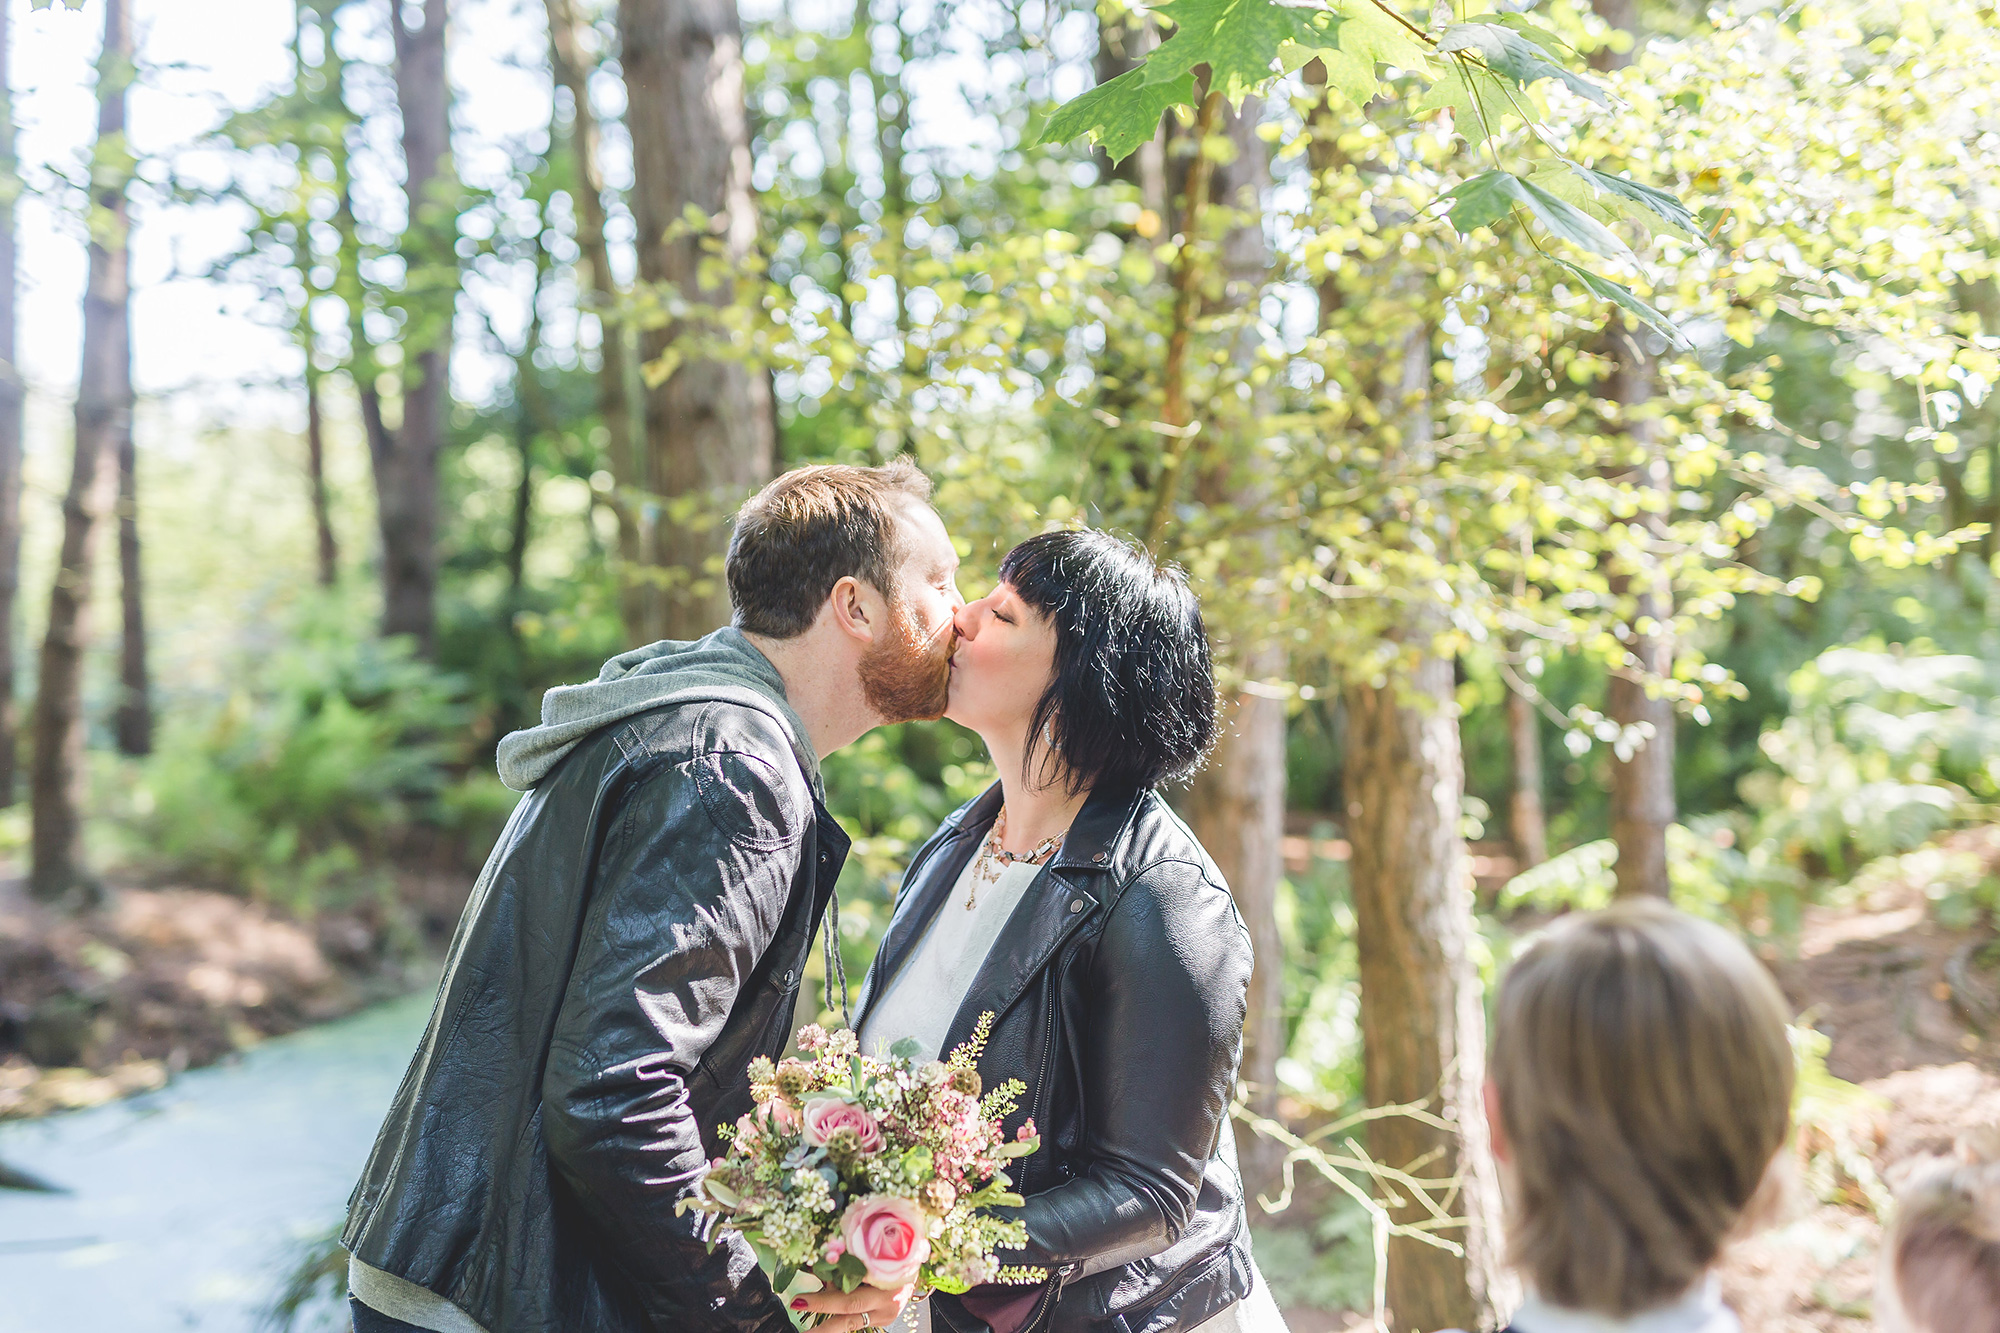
left=1505, top=671, right=1549, bottom=869
left=619, top=0, right=774, bottom=641
left=1342, top=327, right=1508, bottom=1333
left=1184, top=97, right=1287, bottom=1201
left=306, top=363, right=339, bottom=587
left=544, top=0, right=645, bottom=637
left=32, top=0, right=134, bottom=902
left=359, top=0, right=456, bottom=655
left=0, top=2, right=23, bottom=806
left=1602, top=318, right=1675, bottom=899
left=114, top=418, right=150, bottom=754
left=1592, top=0, right=1676, bottom=899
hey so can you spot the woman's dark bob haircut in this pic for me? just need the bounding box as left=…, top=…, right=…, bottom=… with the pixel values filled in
left=998, top=528, right=1218, bottom=795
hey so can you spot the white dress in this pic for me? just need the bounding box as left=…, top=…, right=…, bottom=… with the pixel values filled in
left=858, top=852, right=1290, bottom=1332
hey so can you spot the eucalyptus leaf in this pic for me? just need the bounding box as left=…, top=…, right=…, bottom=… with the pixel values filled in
left=889, top=1036, right=924, bottom=1060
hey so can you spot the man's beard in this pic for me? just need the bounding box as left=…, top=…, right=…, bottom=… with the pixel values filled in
left=858, top=596, right=953, bottom=723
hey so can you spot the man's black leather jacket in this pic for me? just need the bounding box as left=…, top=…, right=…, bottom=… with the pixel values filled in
left=343, top=693, right=847, bottom=1333
left=853, top=782, right=1256, bottom=1333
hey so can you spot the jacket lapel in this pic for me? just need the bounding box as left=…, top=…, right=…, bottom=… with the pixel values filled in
left=850, top=784, right=1002, bottom=1031
left=936, top=784, right=1145, bottom=1055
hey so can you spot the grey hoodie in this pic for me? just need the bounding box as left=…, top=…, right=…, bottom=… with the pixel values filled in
left=493, top=627, right=820, bottom=793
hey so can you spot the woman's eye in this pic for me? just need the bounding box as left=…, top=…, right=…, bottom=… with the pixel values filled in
left=993, top=611, right=1014, bottom=625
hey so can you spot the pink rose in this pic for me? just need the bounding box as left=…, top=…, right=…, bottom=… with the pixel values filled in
left=841, top=1194, right=930, bottom=1288
left=802, top=1096, right=884, bottom=1154
left=757, top=1099, right=801, bottom=1134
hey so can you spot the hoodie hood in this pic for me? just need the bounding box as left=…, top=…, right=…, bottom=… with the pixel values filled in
left=494, top=627, right=818, bottom=793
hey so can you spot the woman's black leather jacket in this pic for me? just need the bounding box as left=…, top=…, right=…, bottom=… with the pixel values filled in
left=852, top=782, right=1256, bottom=1333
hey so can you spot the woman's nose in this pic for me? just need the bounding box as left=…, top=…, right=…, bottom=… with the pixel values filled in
left=952, top=602, right=979, bottom=640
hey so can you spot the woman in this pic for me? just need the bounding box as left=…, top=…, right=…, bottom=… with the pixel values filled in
left=852, top=529, right=1287, bottom=1333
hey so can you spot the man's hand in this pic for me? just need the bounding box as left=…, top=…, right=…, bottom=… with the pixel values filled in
left=791, top=1282, right=916, bottom=1332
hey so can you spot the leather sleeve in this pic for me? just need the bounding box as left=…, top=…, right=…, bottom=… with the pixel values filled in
left=1009, top=859, right=1253, bottom=1270
left=541, top=736, right=808, bottom=1333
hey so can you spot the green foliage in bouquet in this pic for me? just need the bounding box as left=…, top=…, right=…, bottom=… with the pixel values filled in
left=680, top=1015, right=1047, bottom=1325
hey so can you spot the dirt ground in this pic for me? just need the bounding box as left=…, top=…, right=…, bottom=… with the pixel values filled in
left=0, top=868, right=466, bottom=1120
left=1719, top=829, right=2000, bottom=1331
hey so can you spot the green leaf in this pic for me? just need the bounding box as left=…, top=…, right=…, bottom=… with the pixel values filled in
left=1142, top=0, right=1344, bottom=105
left=1515, top=177, right=1632, bottom=259
left=889, top=1036, right=924, bottom=1060
left=1316, top=0, right=1435, bottom=108
left=1437, top=22, right=1609, bottom=106
left=1558, top=164, right=1705, bottom=242
left=1475, top=13, right=1572, bottom=56
left=1551, top=259, right=1691, bottom=350
left=1416, top=60, right=1528, bottom=137
left=1038, top=67, right=1198, bottom=162
left=1442, top=170, right=1632, bottom=260
left=834, top=1251, right=869, bottom=1292
left=1442, top=169, right=1527, bottom=233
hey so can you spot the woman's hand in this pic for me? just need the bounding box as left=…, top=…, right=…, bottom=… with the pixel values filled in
left=790, top=1281, right=916, bottom=1331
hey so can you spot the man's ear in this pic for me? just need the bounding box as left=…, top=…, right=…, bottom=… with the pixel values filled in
left=826, top=575, right=880, bottom=645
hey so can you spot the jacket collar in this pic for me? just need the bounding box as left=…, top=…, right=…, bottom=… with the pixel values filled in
left=852, top=780, right=1147, bottom=1042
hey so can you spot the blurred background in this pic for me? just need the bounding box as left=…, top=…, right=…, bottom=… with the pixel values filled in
left=0, top=0, right=1996, bottom=1329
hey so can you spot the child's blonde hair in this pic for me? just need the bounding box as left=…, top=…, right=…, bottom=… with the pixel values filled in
left=1490, top=900, right=1793, bottom=1315
left=1882, top=1155, right=2000, bottom=1333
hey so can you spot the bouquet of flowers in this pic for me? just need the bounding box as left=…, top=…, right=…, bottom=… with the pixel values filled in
left=679, top=1013, right=1047, bottom=1327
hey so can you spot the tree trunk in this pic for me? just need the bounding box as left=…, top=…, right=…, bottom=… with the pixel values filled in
left=1345, top=328, right=1509, bottom=1331
left=1591, top=0, right=1673, bottom=902
left=369, top=0, right=453, bottom=656
left=618, top=0, right=774, bottom=642
left=32, top=0, right=132, bottom=903
left=114, top=420, right=150, bottom=756
left=545, top=0, right=647, bottom=638
left=1186, top=650, right=1287, bottom=1199
left=1603, top=320, right=1674, bottom=900
left=1506, top=671, right=1547, bottom=869
left=1346, top=654, right=1507, bottom=1332
left=1184, top=96, right=1287, bottom=1203
left=305, top=368, right=338, bottom=586
left=0, top=2, right=24, bottom=807
left=508, top=253, right=552, bottom=597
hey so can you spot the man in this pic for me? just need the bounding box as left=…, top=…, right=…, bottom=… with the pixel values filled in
left=343, top=460, right=961, bottom=1333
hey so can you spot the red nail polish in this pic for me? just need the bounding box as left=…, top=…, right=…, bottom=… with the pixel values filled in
left=791, top=1299, right=808, bottom=1310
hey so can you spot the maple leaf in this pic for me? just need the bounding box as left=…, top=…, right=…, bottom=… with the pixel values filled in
left=1437, top=20, right=1609, bottom=106
left=1315, top=0, right=1434, bottom=108
left=1140, top=0, right=1343, bottom=106
left=1038, top=67, right=1199, bottom=162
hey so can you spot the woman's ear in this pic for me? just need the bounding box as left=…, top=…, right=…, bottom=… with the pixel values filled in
left=1484, top=1079, right=1509, bottom=1167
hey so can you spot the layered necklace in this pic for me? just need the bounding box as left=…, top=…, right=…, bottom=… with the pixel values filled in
left=966, top=805, right=1064, bottom=910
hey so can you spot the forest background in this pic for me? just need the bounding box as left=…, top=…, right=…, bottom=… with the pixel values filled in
left=1, top=0, right=1998, bottom=1329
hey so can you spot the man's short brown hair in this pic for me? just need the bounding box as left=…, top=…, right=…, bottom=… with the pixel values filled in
left=726, top=459, right=934, bottom=639
left=1491, top=900, right=1794, bottom=1316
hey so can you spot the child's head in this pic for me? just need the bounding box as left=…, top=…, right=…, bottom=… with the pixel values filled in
left=1880, top=1152, right=2000, bottom=1333
left=1488, top=900, right=1794, bottom=1316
